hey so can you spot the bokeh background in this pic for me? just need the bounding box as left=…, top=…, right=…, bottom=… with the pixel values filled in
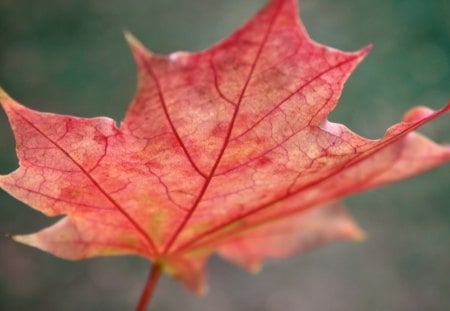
left=0, top=0, right=449, bottom=310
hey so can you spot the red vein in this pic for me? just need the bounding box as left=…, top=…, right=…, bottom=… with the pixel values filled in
left=146, top=165, right=189, bottom=212
left=210, top=58, right=236, bottom=106
left=12, top=109, right=158, bottom=255
left=231, top=54, right=363, bottom=142
left=162, top=0, right=285, bottom=254
left=176, top=145, right=403, bottom=252
left=171, top=104, right=450, bottom=254
left=141, top=59, right=208, bottom=179
left=4, top=182, right=111, bottom=211
left=217, top=93, right=335, bottom=177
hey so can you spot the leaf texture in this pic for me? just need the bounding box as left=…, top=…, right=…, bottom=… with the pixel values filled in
left=1, top=0, right=449, bottom=293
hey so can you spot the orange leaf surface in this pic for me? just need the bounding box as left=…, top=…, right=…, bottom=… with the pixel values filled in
left=1, top=0, right=449, bottom=295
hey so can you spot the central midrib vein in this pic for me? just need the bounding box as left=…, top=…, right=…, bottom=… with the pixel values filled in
left=161, top=1, right=284, bottom=255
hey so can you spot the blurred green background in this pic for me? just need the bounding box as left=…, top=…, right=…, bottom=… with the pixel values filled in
left=0, top=0, right=449, bottom=310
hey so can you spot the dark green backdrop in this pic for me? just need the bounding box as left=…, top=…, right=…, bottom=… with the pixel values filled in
left=1, top=0, right=449, bottom=310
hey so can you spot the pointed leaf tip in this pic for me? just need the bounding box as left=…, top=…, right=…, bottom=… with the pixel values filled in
left=123, top=31, right=155, bottom=64
left=11, top=234, right=29, bottom=244
left=249, top=263, right=262, bottom=274
left=351, top=44, right=372, bottom=62
left=123, top=30, right=144, bottom=49
left=361, top=43, right=373, bottom=56
left=197, top=283, right=208, bottom=296
left=0, top=87, right=11, bottom=103
left=353, top=230, right=367, bottom=242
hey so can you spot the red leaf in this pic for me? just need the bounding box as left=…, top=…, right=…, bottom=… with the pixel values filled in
left=1, top=0, right=449, bottom=295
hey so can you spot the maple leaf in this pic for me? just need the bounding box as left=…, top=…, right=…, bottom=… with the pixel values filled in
left=0, top=0, right=449, bottom=307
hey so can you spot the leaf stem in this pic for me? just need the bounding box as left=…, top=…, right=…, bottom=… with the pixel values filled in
left=136, top=263, right=162, bottom=311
